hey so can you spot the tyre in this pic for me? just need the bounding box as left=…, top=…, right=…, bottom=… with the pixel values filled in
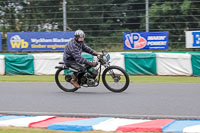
left=55, top=68, right=79, bottom=92
left=102, top=66, right=130, bottom=92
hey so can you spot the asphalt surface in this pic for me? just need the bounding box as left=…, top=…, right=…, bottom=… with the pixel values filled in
left=0, top=82, right=200, bottom=119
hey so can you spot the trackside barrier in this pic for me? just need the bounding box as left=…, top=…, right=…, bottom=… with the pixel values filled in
left=93, top=53, right=125, bottom=74
left=123, top=53, right=157, bottom=75
left=31, top=53, right=63, bottom=75
left=156, top=53, right=192, bottom=76
left=5, top=55, right=34, bottom=75
left=1, top=115, right=200, bottom=132
left=108, top=53, right=125, bottom=69
left=0, top=52, right=200, bottom=76
left=0, top=55, right=5, bottom=75
left=190, top=53, right=200, bottom=76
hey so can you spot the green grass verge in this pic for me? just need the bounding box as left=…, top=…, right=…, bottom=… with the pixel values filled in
left=0, top=127, right=116, bottom=133
left=0, top=127, right=64, bottom=133
left=0, top=127, right=161, bottom=133
left=0, top=75, right=199, bottom=83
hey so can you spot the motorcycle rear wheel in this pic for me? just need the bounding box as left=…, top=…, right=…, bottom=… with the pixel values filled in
left=55, top=68, right=79, bottom=92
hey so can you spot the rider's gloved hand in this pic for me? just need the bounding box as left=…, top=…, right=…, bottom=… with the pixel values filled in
left=92, top=51, right=103, bottom=59
left=88, top=61, right=98, bottom=67
left=97, top=54, right=101, bottom=59
left=93, top=51, right=99, bottom=56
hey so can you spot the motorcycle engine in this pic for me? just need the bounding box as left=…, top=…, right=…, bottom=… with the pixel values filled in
left=87, top=78, right=96, bottom=86
left=80, top=71, right=97, bottom=86
left=80, top=76, right=87, bottom=84
left=88, top=69, right=98, bottom=78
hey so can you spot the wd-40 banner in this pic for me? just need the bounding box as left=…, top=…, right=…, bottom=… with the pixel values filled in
left=7, top=32, right=74, bottom=51
left=123, top=32, right=168, bottom=50
left=186, top=31, right=200, bottom=48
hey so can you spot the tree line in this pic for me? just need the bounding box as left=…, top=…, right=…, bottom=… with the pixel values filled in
left=0, top=0, right=200, bottom=51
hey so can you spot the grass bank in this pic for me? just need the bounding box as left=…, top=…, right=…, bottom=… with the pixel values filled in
left=0, top=75, right=199, bottom=83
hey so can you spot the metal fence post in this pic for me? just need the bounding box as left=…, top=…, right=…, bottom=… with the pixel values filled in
left=146, top=0, right=149, bottom=32
left=63, top=0, right=67, bottom=31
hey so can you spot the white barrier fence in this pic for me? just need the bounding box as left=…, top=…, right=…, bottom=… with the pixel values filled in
left=156, top=53, right=193, bottom=76
left=0, top=52, right=199, bottom=76
left=0, top=55, right=5, bottom=75
left=32, top=53, right=63, bottom=75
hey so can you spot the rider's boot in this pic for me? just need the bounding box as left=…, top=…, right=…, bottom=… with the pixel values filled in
left=70, top=75, right=80, bottom=88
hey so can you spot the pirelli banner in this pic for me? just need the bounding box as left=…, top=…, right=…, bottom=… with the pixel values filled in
left=7, top=32, right=74, bottom=51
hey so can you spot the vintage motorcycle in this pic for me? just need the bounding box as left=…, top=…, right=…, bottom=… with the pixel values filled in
left=55, top=50, right=130, bottom=93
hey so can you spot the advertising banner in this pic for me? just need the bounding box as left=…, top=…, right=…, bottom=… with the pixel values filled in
left=123, top=32, right=168, bottom=50
left=0, top=32, right=2, bottom=51
left=186, top=31, right=200, bottom=48
left=7, top=32, right=74, bottom=51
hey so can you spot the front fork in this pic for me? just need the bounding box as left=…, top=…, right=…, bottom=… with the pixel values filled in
left=103, top=64, right=120, bottom=82
left=95, top=65, right=102, bottom=86
left=96, top=63, right=118, bottom=85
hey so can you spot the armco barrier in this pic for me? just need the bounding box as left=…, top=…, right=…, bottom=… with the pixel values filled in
left=0, top=52, right=200, bottom=76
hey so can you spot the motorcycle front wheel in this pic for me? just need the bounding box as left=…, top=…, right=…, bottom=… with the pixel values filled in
left=55, top=68, right=79, bottom=92
left=102, top=66, right=130, bottom=93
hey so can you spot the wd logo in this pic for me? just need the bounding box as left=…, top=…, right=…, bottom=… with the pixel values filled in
left=10, top=35, right=29, bottom=48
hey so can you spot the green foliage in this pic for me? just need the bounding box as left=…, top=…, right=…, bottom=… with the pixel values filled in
left=0, top=0, right=63, bottom=32
left=0, top=0, right=200, bottom=51
left=144, top=0, right=200, bottom=50
left=180, top=0, right=191, bottom=15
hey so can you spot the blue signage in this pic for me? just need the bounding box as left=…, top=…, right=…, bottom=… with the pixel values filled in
left=0, top=32, right=2, bottom=51
left=7, top=32, right=74, bottom=51
left=192, top=32, right=200, bottom=47
left=123, top=32, right=168, bottom=50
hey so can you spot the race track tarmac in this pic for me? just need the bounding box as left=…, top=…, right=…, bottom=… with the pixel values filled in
left=0, top=82, right=200, bottom=119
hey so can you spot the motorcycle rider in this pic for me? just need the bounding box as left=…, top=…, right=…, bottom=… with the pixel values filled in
left=63, top=29, right=99, bottom=88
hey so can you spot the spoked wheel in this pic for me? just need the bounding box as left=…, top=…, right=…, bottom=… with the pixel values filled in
left=102, top=66, right=130, bottom=93
left=55, top=68, right=79, bottom=92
